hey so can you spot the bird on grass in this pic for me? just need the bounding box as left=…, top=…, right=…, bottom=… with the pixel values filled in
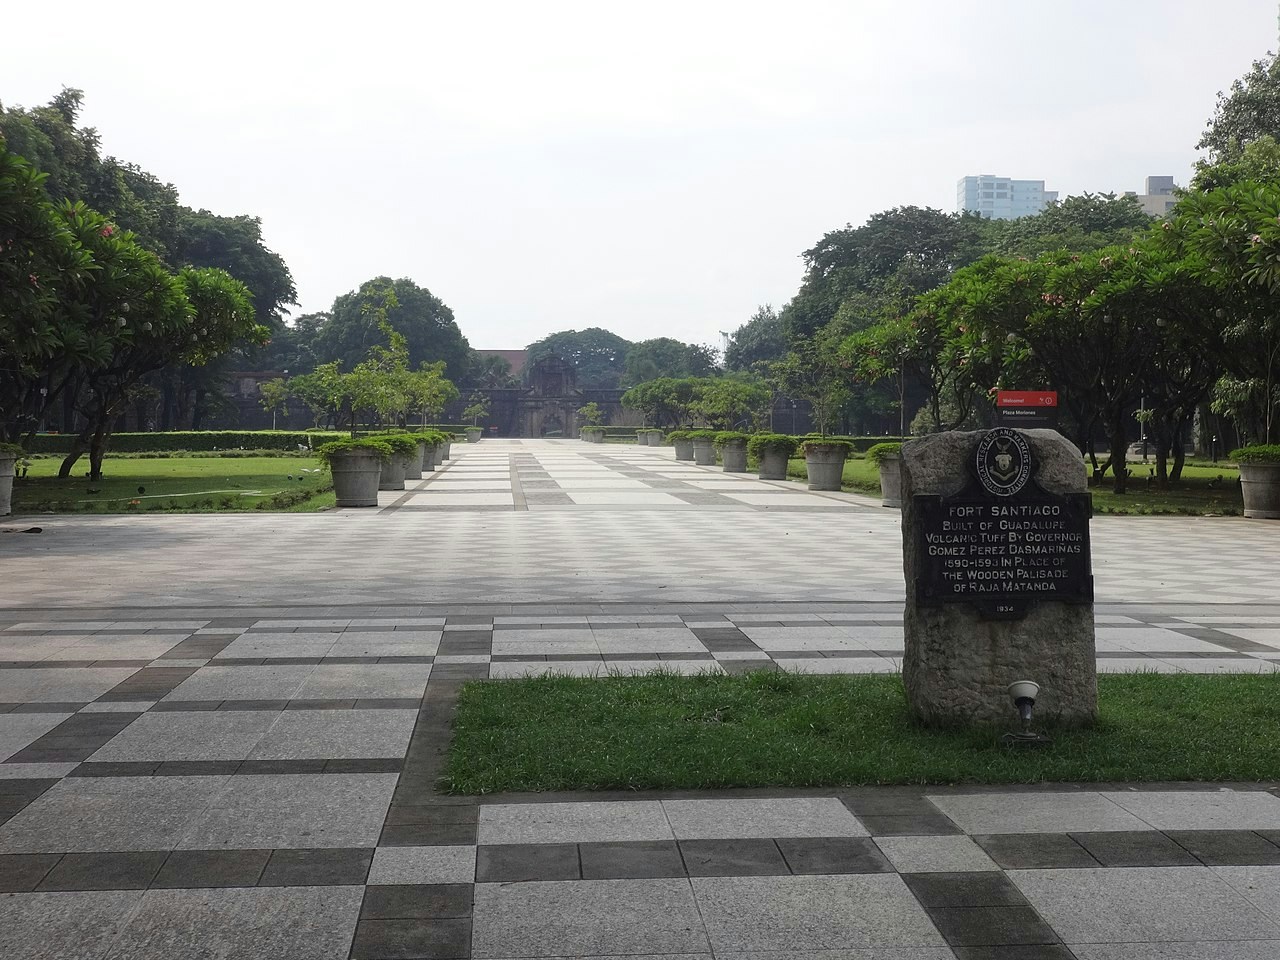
left=1207, top=475, right=1224, bottom=489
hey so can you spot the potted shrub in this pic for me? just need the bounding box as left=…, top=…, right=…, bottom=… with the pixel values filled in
left=668, top=430, right=694, bottom=461
left=646, top=428, right=665, bottom=447
left=581, top=426, right=606, bottom=444
left=1232, top=444, right=1280, bottom=519
left=634, top=427, right=651, bottom=445
left=463, top=395, right=489, bottom=443
left=801, top=438, right=852, bottom=491
left=746, top=434, right=798, bottom=480
left=714, top=431, right=749, bottom=473
left=317, top=438, right=392, bottom=507
left=689, top=429, right=718, bottom=465
left=0, top=442, right=23, bottom=516
left=367, top=433, right=419, bottom=490
left=866, top=441, right=904, bottom=508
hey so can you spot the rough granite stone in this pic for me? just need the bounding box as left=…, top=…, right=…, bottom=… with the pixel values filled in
left=901, top=429, right=1097, bottom=727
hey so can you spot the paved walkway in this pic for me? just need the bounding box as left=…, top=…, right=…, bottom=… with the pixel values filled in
left=2, top=439, right=1279, bottom=958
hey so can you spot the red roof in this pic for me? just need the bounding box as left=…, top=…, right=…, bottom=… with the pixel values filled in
left=476, top=349, right=528, bottom=377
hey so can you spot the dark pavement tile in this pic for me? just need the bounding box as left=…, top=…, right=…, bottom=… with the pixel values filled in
left=973, top=834, right=1099, bottom=869
left=1169, top=830, right=1280, bottom=865
left=1069, top=830, right=1200, bottom=867
left=258, top=847, right=373, bottom=886
left=38, top=851, right=168, bottom=891
left=679, top=838, right=788, bottom=877
left=776, top=836, right=893, bottom=875
left=952, top=947, right=1076, bottom=960
left=350, top=917, right=471, bottom=960
left=903, top=871, right=1028, bottom=908
left=579, top=840, right=685, bottom=879
left=859, top=813, right=962, bottom=836
left=0, top=853, right=62, bottom=891
left=381, top=822, right=477, bottom=846
left=151, top=849, right=270, bottom=888
left=476, top=843, right=579, bottom=882
left=360, top=883, right=473, bottom=920
left=929, top=906, right=1061, bottom=947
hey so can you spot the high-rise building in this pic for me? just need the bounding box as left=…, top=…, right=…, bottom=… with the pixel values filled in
left=1124, top=175, right=1178, bottom=217
left=956, top=175, right=1058, bottom=219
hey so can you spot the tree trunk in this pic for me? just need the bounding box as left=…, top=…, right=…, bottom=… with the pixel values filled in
left=58, top=431, right=91, bottom=478
left=1171, top=420, right=1188, bottom=481
left=192, top=388, right=207, bottom=431
left=1109, top=409, right=1128, bottom=495
left=88, top=413, right=112, bottom=482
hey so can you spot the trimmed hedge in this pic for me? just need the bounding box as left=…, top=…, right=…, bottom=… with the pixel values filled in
left=1231, top=444, right=1280, bottom=464
left=25, top=431, right=346, bottom=454
left=746, top=433, right=799, bottom=458
left=865, top=442, right=903, bottom=466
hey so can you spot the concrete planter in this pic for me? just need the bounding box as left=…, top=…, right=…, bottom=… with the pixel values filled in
left=378, top=452, right=410, bottom=491
left=878, top=454, right=902, bottom=508
left=804, top=443, right=848, bottom=491
left=646, top=430, right=664, bottom=446
left=0, top=453, right=17, bottom=516
left=583, top=428, right=605, bottom=444
left=757, top=449, right=789, bottom=480
left=465, top=427, right=482, bottom=443
left=441, top=440, right=453, bottom=460
left=692, top=438, right=716, bottom=465
left=329, top=452, right=383, bottom=507
left=423, top=442, right=439, bottom=471
left=404, top=443, right=424, bottom=480
left=1240, top=462, right=1280, bottom=519
left=719, top=439, right=748, bottom=473
left=673, top=439, right=694, bottom=461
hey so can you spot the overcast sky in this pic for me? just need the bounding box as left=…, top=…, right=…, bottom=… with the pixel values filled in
left=3, top=1, right=1276, bottom=350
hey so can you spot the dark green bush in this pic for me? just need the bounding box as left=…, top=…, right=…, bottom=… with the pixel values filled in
left=865, top=442, right=903, bottom=466
left=1230, top=444, right=1280, bottom=464
left=746, top=434, right=799, bottom=458
left=315, top=438, right=394, bottom=466
left=713, top=431, right=749, bottom=447
left=24, top=431, right=346, bottom=454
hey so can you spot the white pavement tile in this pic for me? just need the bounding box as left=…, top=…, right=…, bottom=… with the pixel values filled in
left=662, top=798, right=867, bottom=839
left=368, top=845, right=477, bottom=884
left=1102, top=790, right=1280, bottom=831
left=478, top=801, right=673, bottom=844
left=874, top=835, right=999, bottom=872
left=1012, top=866, right=1280, bottom=943
left=927, top=792, right=1149, bottom=834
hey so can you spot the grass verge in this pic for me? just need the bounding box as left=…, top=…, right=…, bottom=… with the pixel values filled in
left=445, top=671, right=1280, bottom=793
left=13, top=455, right=332, bottom=513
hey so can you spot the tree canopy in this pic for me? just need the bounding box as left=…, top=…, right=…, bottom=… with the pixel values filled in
left=525, top=327, right=632, bottom=389
left=621, top=337, right=716, bottom=387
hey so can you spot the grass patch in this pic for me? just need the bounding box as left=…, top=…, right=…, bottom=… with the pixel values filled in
left=13, top=455, right=332, bottom=514
left=445, top=671, right=1280, bottom=793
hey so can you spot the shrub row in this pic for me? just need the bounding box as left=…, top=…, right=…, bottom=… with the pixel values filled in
left=24, top=431, right=348, bottom=454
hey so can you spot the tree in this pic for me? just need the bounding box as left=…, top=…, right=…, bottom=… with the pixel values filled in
left=992, top=193, right=1153, bottom=256
left=621, top=338, right=716, bottom=387
left=258, top=378, right=290, bottom=429
left=576, top=401, right=604, bottom=426
left=620, top=378, right=699, bottom=428
left=525, top=328, right=632, bottom=389
left=689, top=374, right=771, bottom=430
left=1198, top=54, right=1280, bottom=162
left=767, top=326, right=851, bottom=436
left=462, top=393, right=490, bottom=426
left=468, top=353, right=516, bottom=388
left=724, top=305, right=786, bottom=371
left=313, top=277, right=470, bottom=379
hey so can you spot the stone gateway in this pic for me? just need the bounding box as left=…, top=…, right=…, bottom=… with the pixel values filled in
left=900, top=428, right=1097, bottom=727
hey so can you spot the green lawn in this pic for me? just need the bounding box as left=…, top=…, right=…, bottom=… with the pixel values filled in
left=445, top=671, right=1280, bottom=793
left=13, top=455, right=333, bottom=513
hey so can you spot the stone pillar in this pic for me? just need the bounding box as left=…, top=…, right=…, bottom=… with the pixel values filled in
left=901, top=428, right=1096, bottom=727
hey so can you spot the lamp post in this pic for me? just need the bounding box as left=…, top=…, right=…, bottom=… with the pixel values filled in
left=38, top=387, right=48, bottom=432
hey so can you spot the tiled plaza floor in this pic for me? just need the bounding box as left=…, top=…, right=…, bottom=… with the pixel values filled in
left=2, top=439, right=1280, bottom=958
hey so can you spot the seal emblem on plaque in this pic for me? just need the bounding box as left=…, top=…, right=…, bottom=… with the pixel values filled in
left=975, top=427, right=1032, bottom=497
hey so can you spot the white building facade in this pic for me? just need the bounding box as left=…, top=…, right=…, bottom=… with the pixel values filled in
left=956, top=175, right=1058, bottom=219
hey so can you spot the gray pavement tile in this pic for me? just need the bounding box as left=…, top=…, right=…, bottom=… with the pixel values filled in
left=973, top=833, right=1100, bottom=869
left=476, top=842, right=578, bottom=882
left=1169, top=830, right=1280, bottom=865
left=680, top=838, right=788, bottom=876
left=1010, top=866, right=1280, bottom=943
left=0, top=890, right=143, bottom=960
left=692, top=873, right=947, bottom=952
left=0, top=775, right=230, bottom=853
left=103, top=885, right=363, bottom=960
left=178, top=773, right=397, bottom=849
left=902, top=871, right=1028, bottom=909
left=928, top=792, right=1147, bottom=834
left=37, top=849, right=168, bottom=890
left=662, top=797, right=866, bottom=839
left=1067, top=943, right=1280, bottom=960
left=1216, top=865, right=1280, bottom=922
left=163, top=665, right=315, bottom=702
left=0, top=667, right=139, bottom=703
left=472, top=877, right=710, bottom=958
left=875, top=836, right=999, bottom=873
left=247, top=708, right=415, bottom=760
left=579, top=840, right=686, bottom=879
left=773, top=836, right=894, bottom=875
left=87, top=710, right=276, bottom=762
left=360, top=883, right=473, bottom=919
left=1102, top=790, right=1280, bottom=830
left=1069, top=830, right=1201, bottom=867
left=258, top=846, right=372, bottom=886
left=369, top=845, right=477, bottom=884
left=151, top=848, right=270, bottom=888
left=351, top=917, right=471, bottom=960
left=0, top=711, right=74, bottom=761
left=478, top=800, right=672, bottom=844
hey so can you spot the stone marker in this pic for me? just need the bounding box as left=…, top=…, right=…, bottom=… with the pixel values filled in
left=901, top=427, right=1096, bottom=727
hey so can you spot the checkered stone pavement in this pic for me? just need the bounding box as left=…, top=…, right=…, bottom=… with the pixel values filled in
left=4, top=439, right=1280, bottom=957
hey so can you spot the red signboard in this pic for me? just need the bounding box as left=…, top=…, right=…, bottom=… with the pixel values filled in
left=996, top=390, right=1058, bottom=408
